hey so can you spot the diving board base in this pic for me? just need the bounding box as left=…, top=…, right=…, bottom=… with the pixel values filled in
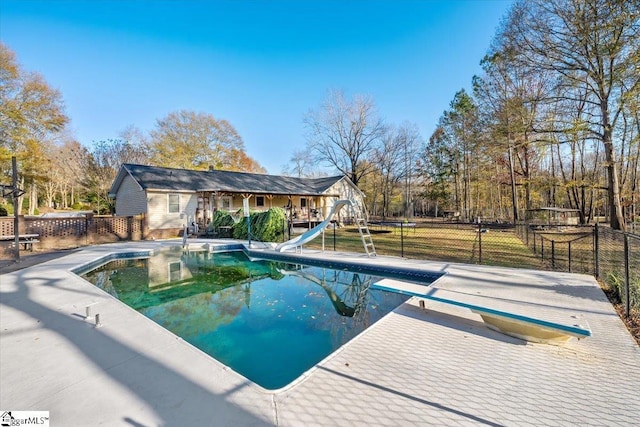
left=474, top=311, right=578, bottom=344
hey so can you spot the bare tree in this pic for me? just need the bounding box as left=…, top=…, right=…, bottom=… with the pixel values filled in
left=396, top=122, right=422, bottom=218
left=372, top=127, right=405, bottom=218
left=303, top=89, right=385, bottom=186
left=281, top=148, right=321, bottom=177
left=501, top=0, right=640, bottom=230
left=119, top=125, right=151, bottom=165
left=85, top=138, right=149, bottom=213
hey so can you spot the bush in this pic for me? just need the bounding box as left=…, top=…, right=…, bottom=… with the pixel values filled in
left=209, top=210, right=235, bottom=231
left=233, top=207, right=286, bottom=242
left=0, top=205, right=8, bottom=216
left=254, top=207, right=286, bottom=242
left=232, top=210, right=255, bottom=240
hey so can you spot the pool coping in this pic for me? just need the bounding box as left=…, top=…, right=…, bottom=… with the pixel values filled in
left=2, top=239, right=639, bottom=426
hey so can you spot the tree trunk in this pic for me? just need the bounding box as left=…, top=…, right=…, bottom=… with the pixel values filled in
left=507, top=141, right=519, bottom=223
left=603, top=119, right=626, bottom=230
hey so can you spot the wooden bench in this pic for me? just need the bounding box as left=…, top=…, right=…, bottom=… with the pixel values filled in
left=0, top=234, right=40, bottom=251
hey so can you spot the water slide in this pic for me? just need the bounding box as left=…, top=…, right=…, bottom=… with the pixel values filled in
left=275, top=199, right=354, bottom=252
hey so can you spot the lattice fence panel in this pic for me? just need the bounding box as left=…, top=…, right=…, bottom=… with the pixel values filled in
left=0, top=218, right=14, bottom=236
left=26, top=217, right=87, bottom=238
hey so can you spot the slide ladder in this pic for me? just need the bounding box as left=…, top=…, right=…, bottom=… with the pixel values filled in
left=347, top=202, right=375, bottom=257
left=275, top=199, right=376, bottom=257
left=355, top=217, right=376, bottom=257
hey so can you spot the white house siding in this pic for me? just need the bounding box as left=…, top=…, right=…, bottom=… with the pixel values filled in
left=147, top=247, right=192, bottom=286
left=324, top=179, right=365, bottom=218
left=114, top=175, right=147, bottom=216
left=147, top=191, right=198, bottom=230
left=213, top=195, right=284, bottom=212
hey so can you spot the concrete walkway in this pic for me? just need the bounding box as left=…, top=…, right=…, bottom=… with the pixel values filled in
left=1, top=240, right=639, bottom=426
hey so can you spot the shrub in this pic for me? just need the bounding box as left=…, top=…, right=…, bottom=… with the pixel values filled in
left=232, top=212, right=252, bottom=239
left=254, top=207, right=286, bottom=242
left=209, top=210, right=235, bottom=231
left=0, top=205, right=8, bottom=216
left=233, top=207, right=286, bottom=242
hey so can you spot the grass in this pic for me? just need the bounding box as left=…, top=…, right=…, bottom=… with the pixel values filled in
left=304, top=223, right=640, bottom=344
left=305, top=224, right=545, bottom=269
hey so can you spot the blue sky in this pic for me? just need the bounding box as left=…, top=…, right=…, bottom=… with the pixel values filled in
left=1, top=0, right=512, bottom=174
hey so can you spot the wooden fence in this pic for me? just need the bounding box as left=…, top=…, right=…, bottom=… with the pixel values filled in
left=0, top=215, right=146, bottom=258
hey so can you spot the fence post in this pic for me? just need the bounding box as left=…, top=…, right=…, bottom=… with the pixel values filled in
left=541, top=236, right=544, bottom=261
left=11, top=156, right=20, bottom=263
left=624, top=233, right=630, bottom=318
left=533, top=231, right=537, bottom=253
left=594, top=223, right=600, bottom=279
left=568, top=241, right=572, bottom=273
left=478, top=221, right=482, bottom=264
left=333, top=222, right=336, bottom=251
left=127, top=216, right=133, bottom=241
left=400, top=222, right=404, bottom=258
left=551, top=240, right=555, bottom=269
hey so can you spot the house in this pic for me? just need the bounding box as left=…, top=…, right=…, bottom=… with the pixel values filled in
left=109, top=163, right=365, bottom=238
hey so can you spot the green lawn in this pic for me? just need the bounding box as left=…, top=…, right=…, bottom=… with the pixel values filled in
left=304, top=225, right=545, bottom=269
left=301, top=223, right=638, bottom=316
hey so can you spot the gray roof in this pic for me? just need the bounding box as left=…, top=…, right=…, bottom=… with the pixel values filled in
left=111, top=164, right=350, bottom=196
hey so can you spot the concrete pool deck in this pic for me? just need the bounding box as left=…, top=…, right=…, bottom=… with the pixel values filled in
left=1, top=240, right=639, bottom=426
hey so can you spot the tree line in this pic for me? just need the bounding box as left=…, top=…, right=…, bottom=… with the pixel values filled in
left=2, top=0, right=638, bottom=231
left=299, top=0, right=638, bottom=231
left=0, top=42, right=264, bottom=215
left=422, top=0, right=639, bottom=230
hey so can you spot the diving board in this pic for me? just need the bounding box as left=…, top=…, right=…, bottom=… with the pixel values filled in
left=372, top=279, right=591, bottom=344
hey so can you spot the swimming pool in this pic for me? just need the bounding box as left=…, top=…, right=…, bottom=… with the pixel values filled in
left=80, top=248, right=413, bottom=390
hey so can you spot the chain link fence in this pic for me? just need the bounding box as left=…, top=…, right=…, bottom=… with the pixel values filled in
left=515, top=224, right=595, bottom=274
left=301, top=219, right=638, bottom=319
left=595, top=226, right=640, bottom=318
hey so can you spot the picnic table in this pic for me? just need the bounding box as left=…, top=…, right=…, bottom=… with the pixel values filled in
left=0, top=234, right=40, bottom=251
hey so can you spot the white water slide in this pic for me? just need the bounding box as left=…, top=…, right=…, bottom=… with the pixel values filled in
left=275, top=200, right=355, bottom=252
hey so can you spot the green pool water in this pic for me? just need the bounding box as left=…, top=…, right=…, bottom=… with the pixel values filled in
left=81, top=249, right=409, bottom=389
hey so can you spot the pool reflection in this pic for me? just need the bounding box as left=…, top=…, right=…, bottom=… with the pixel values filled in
left=81, top=249, right=409, bottom=389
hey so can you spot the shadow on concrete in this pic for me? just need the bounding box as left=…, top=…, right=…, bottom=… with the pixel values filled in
left=395, top=302, right=526, bottom=345
left=0, top=249, right=82, bottom=274
left=317, top=365, right=504, bottom=427
left=1, top=271, right=272, bottom=426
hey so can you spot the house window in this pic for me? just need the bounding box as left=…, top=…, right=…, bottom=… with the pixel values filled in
left=168, top=261, right=182, bottom=282
left=300, top=198, right=307, bottom=208
left=221, top=196, right=233, bottom=210
left=256, top=196, right=265, bottom=207
left=168, top=194, right=180, bottom=213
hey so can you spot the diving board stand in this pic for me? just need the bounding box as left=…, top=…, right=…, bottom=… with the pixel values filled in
left=373, top=279, right=591, bottom=344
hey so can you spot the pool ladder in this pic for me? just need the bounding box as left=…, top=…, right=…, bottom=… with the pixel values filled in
left=345, top=201, right=376, bottom=257
left=354, top=217, right=376, bottom=257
